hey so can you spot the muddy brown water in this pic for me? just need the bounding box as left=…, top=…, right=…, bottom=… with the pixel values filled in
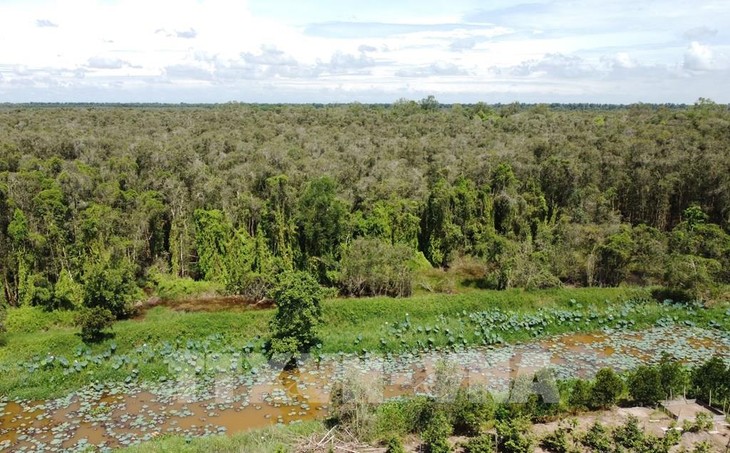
left=2, top=327, right=729, bottom=451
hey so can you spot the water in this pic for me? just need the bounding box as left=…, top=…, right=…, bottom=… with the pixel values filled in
left=1, top=326, right=728, bottom=451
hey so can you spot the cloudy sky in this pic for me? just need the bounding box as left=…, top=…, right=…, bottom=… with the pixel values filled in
left=0, top=0, right=728, bottom=103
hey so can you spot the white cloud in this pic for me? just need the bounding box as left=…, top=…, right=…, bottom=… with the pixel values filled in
left=0, top=0, right=729, bottom=102
left=684, top=41, right=714, bottom=71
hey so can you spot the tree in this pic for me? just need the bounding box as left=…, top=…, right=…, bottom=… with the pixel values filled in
left=658, top=353, right=688, bottom=400
left=82, top=253, right=138, bottom=318
left=268, top=271, right=324, bottom=357
left=596, top=228, right=635, bottom=286
left=612, top=415, right=644, bottom=450
left=590, top=368, right=624, bottom=409
left=297, top=177, right=349, bottom=282
left=692, top=355, right=729, bottom=406
left=628, top=365, right=664, bottom=406
left=568, top=379, right=592, bottom=412
left=580, top=421, right=612, bottom=453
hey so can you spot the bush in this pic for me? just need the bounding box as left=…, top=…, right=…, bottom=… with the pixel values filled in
left=612, top=415, right=644, bottom=450
left=422, top=410, right=452, bottom=453
left=496, top=416, right=533, bottom=453
left=339, top=238, right=414, bottom=297
left=384, top=435, right=406, bottom=453
left=580, top=421, right=612, bottom=453
left=568, top=379, right=592, bottom=412
left=82, top=256, right=139, bottom=318
left=268, top=271, right=324, bottom=356
left=74, top=306, right=115, bottom=342
left=150, top=273, right=223, bottom=300
left=328, top=372, right=380, bottom=440
left=590, top=368, right=624, bottom=409
left=463, top=434, right=494, bottom=453
left=451, top=386, right=495, bottom=435
left=684, top=412, right=714, bottom=433
left=629, top=365, right=664, bottom=406
left=540, top=424, right=576, bottom=453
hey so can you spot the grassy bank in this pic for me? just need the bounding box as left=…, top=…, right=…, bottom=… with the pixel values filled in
left=119, top=421, right=324, bottom=453
left=1, top=287, right=728, bottom=400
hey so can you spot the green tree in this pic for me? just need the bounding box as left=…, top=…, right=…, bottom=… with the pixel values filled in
left=268, top=271, right=325, bottom=357
left=590, top=368, right=624, bottom=409
left=568, top=379, right=592, bottom=412
left=692, top=356, right=729, bottom=407
left=82, top=253, right=138, bottom=318
left=193, top=209, right=231, bottom=282
left=580, top=421, right=612, bottom=453
left=596, top=228, right=635, bottom=286
left=628, top=365, right=664, bottom=406
left=612, top=415, right=644, bottom=450
left=297, top=177, right=349, bottom=282
left=658, top=353, right=688, bottom=400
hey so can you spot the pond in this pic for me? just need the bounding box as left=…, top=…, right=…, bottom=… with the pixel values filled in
left=1, top=326, right=728, bottom=452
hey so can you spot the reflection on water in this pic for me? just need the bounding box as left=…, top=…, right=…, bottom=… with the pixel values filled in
left=1, top=326, right=728, bottom=451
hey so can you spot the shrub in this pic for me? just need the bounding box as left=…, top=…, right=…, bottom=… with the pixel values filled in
left=328, top=372, right=380, bottom=440
left=339, top=238, right=414, bottom=297
left=451, top=386, right=495, bottom=435
left=74, top=306, right=115, bottom=342
left=612, top=415, right=644, bottom=450
left=82, top=256, right=139, bottom=318
left=580, top=421, right=612, bottom=453
left=568, top=379, right=592, bottom=412
left=590, top=368, right=624, bottom=409
left=463, top=434, right=494, bottom=453
left=268, top=271, right=324, bottom=356
left=422, top=410, right=452, bottom=453
left=685, top=412, right=714, bottom=433
left=691, top=441, right=713, bottom=453
left=496, top=416, right=534, bottom=453
left=629, top=365, right=664, bottom=406
left=540, top=425, right=576, bottom=453
left=384, top=435, right=406, bottom=453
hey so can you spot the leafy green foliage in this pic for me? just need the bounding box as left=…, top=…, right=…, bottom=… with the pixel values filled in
left=463, top=434, right=494, bottom=453
left=384, top=435, right=406, bottom=453
left=268, top=271, right=324, bottom=356
left=496, top=416, right=534, bottom=453
left=580, top=421, right=612, bottom=453
left=451, top=386, right=495, bottom=435
left=629, top=365, right=664, bottom=406
left=74, top=306, right=115, bottom=342
left=540, top=422, right=579, bottom=453
left=691, top=355, right=729, bottom=407
left=82, top=254, right=138, bottom=318
left=611, top=415, right=644, bottom=450
left=339, top=238, right=414, bottom=297
left=422, top=410, right=453, bottom=453
left=568, top=379, right=592, bottom=412
left=590, top=368, right=624, bottom=409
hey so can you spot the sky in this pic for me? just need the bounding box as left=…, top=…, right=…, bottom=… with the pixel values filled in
left=0, top=0, right=728, bottom=104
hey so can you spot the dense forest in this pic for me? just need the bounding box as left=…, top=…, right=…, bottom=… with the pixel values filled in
left=1, top=99, right=729, bottom=319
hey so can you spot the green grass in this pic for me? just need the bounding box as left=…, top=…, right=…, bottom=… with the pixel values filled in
left=150, top=274, right=225, bottom=300
left=119, top=421, right=324, bottom=453
left=0, top=287, right=727, bottom=400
